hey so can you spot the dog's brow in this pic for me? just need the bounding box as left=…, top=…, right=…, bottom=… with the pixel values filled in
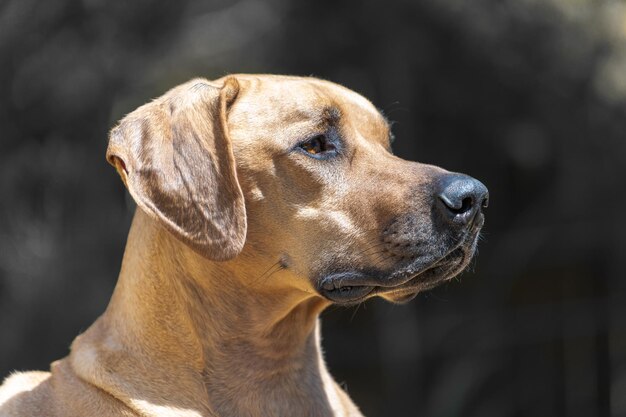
left=378, top=113, right=395, bottom=144
left=386, top=120, right=396, bottom=144
left=321, top=106, right=342, bottom=124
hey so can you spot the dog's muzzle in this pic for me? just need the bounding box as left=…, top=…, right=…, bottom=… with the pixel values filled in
left=318, top=173, right=488, bottom=305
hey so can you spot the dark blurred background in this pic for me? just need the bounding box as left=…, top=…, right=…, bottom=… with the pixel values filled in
left=1, top=1, right=626, bottom=416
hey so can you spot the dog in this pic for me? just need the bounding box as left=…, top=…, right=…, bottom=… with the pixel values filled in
left=0, top=74, right=488, bottom=417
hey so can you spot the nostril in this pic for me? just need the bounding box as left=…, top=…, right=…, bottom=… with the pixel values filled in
left=440, top=195, right=474, bottom=215
left=459, top=197, right=473, bottom=214
left=462, top=197, right=473, bottom=212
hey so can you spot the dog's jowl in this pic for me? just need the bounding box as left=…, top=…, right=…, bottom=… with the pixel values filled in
left=0, top=75, right=488, bottom=417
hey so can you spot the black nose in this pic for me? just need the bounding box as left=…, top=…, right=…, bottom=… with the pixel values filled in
left=436, top=173, right=489, bottom=225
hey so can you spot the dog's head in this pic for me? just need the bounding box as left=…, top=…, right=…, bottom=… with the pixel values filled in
left=107, top=75, right=488, bottom=305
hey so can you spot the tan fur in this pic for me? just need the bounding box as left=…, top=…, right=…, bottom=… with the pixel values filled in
left=0, top=74, right=483, bottom=416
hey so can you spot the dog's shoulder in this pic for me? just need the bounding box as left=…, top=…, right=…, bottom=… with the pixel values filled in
left=0, top=370, right=50, bottom=401
left=0, top=360, right=139, bottom=417
left=0, top=370, right=53, bottom=417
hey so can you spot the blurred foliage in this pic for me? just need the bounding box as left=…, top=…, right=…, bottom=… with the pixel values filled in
left=1, top=0, right=626, bottom=416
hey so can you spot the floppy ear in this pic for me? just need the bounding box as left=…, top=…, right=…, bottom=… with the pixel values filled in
left=106, top=77, right=246, bottom=261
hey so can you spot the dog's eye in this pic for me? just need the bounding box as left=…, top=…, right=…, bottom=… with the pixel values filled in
left=300, top=135, right=337, bottom=157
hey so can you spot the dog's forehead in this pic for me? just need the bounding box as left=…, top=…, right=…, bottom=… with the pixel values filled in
left=227, top=75, right=389, bottom=142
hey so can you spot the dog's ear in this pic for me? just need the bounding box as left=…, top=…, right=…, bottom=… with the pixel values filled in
left=106, top=77, right=246, bottom=261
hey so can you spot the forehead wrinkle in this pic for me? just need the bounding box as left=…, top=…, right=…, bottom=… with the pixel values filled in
left=238, top=80, right=338, bottom=126
left=231, top=77, right=391, bottom=149
left=321, top=105, right=342, bottom=124
left=308, top=81, right=391, bottom=148
left=337, top=101, right=391, bottom=150
left=292, top=103, right=341, bottom=129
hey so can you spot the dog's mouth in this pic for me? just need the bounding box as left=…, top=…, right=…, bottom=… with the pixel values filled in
left=318, top=224, right=482, bottom=305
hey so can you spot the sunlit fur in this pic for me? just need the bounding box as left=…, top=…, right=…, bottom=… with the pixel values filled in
left=0, top=74, right=483, bottom=417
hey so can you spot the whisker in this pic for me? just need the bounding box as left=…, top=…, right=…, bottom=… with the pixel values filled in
left=372, top=253, right=397, bottom=267
left=354, top=241, right=387, bottom=259
left=363, top=242, right=386, bottom=256
left=264, top=265, right=285, bottom=282
left=250, top=260, right=281, bottom=287
left=358, top=249, right=389, bottom=262
left=354, top=248, right=387, bottom=258
left=350, top=302, right=363, bottom=322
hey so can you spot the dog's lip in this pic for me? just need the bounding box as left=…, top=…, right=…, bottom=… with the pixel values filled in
left=320, top=247, right=464, bottom=293
left=318, top=268, right=429, bottom=304
left=319, top=272, right=377, bottom=304
left=320, top=272, right=381, bottom=291
left=318, top=226, right=482, bottom=304
left=319, top=260, right=454, bottom=304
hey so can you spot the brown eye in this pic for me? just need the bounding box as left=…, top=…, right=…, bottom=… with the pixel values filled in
left=300, top=135, right=337, bottom=157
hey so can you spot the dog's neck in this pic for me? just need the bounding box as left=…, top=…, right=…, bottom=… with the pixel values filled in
left=68, top=210, right=355, bottom=417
